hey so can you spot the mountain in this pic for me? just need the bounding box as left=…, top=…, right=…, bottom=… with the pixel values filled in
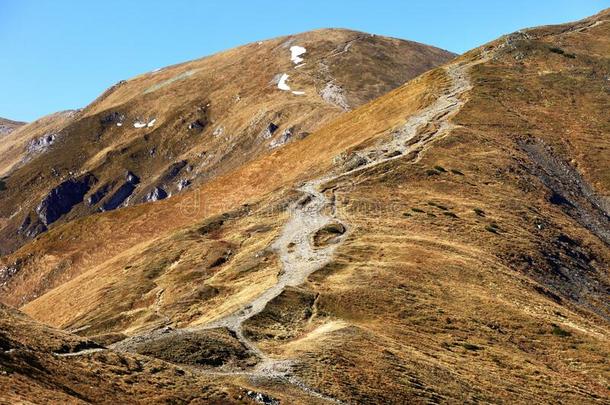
left=0, top=29, right=454, bottom=254
left=1, top=9, right=610, bottom=404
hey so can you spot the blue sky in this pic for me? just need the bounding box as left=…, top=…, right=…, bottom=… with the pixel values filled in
left=1, top=0, right=608, bottom=122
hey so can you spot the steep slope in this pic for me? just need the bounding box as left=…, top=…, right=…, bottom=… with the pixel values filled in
left=2, top=9, right=610, bottom=404
left=0, top=29, right=454, bottom=254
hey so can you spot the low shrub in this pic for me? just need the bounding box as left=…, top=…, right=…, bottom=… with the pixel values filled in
left=551, top=324, right=571, bottom=337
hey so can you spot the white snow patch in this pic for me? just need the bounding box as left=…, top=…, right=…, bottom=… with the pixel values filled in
left=295, top=63, right=306, bottom=69
left=134, top=118, right=156, bottom=128
left=277, top=73, right=291, bottom=90
left=277, top=73, right=306, bottom=95
left=290, top=45, right=306, bottom=64
left=116, top=122, right=122, bottom=127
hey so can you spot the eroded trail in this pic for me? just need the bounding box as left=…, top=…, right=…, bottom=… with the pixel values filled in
left=103, top=56, right=488, bottom=403
left=185, top=56, right=489, bottom=398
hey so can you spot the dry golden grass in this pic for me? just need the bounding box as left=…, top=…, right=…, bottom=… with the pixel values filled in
left=1, top=9, right=609, bottom=404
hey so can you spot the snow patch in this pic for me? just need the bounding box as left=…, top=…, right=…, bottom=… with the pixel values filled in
left=134, top=118, right=156, bottom=129
left=277, top=73, right=305, bottom=95
left=277, top=73, right=291, bottom=91
left=290, top=45, right=306, bottom=64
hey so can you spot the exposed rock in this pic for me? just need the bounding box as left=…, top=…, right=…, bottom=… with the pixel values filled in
left=18, top=214, right=47, bottom=239
left=26, top=133, right=57, bottom=155
left=212, top=126, right=224, bottom=137
left=144, top=187, right=168, bottom=202
left=269, top=127, right=294, bottom=149
left=87, top=183, right=113, bottom=206
left=100, top=112, right=124, bottom=127
left=101, top=172, right=140, bottom=212
left=334, top=152, right=369, bottom=172
left=321, top=82, right=350, bottom=111
left=0, top=265, right=19, bottom=287
left=188, top=119, right=205, bottom=131
left=161, top=161, right=188, bottom=183
left=177, top=179, right=191, bottom=191
left=246, top=391, right=280, bottom=405
left=126, top=171, right=140, bottom=184
left=313, top=222, right=346, bottom=246
left=260, top=123, right=279, bottom=139
left=36, top=174, right=96, bottom=226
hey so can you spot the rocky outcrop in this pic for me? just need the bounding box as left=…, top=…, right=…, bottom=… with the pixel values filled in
left=101, top=172, right=140, bottom=212
left=18, top=213, right=47, bottom=238
left=87, top=183, right=112, bottom=206
left=36, top=174, right=96, bottom=226
left=144, top=187, right=168, bottom=202
left=160, top=161, right=188, bottom=183
left=260, top=123, right=279, bottom=139
left=320, top=82, right=350, bottom=111
left=100, top=112, right=125, bottom=127
left=26, top=133, right=57, bottom=154
left=269, top=128, right=294, bottom=149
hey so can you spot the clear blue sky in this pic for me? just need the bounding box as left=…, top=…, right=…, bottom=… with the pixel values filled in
left=1, top=0, right=608, bottom=122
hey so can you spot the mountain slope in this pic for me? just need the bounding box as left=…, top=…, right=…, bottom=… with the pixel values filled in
left=0, top=29, right=454, bottom=254
left=2, top=9, right=610, bottom=404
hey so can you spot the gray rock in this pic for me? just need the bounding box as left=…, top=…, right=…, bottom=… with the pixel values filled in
left=260, top=123, right=279, bottom=139
left=269, top=127, right=294, bottom=149
left=27, top=133, right=56, bottom=154
left=36, top=174, right=96, bottom=226
left=101, top=172, right=140, bottom=212
left=144, top=187, right=168, bottom=202
left=177, top=179, right=191, bottom=191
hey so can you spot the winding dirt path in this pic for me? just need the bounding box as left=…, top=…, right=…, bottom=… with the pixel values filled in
left=72, top=55, right=490, bottom=404
left=184, top=55, right=490, bottom=401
